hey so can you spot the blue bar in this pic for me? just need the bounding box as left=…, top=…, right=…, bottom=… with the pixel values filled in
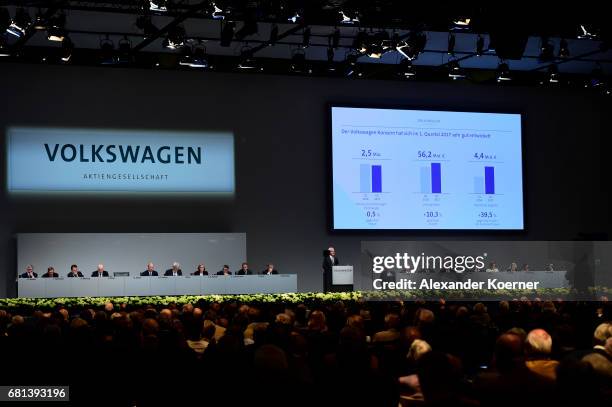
left=359, top=164, right=370, bottom=193
left=371, top=165, right=382, bottom=193
left=420, top=166, right=430, bottom=193
left=485, top=166, right=495, bottom=194
left=431, top=163, right=441, bottom=194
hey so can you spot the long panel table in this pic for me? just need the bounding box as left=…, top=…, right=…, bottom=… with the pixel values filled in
left=17, top=275, right=298, bottom=298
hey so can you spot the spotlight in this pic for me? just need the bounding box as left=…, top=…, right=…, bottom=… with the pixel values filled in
left=539, top=37, right=554, bottom=62
left=7, top=8, right=31, bottom=38
left=287, top=12, right=301, bottom=24
left=326, top=47, right=336, bottom=72
left=345, top=53, right=362, bottom=77
left=211, top=2, right=225, bottom=20
left=476, top=35, right=485, bottom=56
left=302, top=27, right=311, bottom=48
left=99, top=36, right=116, bottom=65
left=447, top=33, right=455, bottom=55
left=353, top=31, right=368, bottom=54
left=163, top=25, right=185, bottom=49
left=397, top=59, right=416, bottom=79
left=496, top=61, right=512, bottom=82
left=47, top=27, right=65, bottom=42
left=32, top=10, right=47, bottom=30
left=117, top=37, right=133, bottom=64
left=448, top=60, right=466, bottom=80
left=237, top=46, right=262, bottom=71
left=220, top=21, right=235, bottom=47
left=451, top=17, right=471, bottom=31
left=396, top=31, right=426, bottom=61
left=585, top=65, right=604, bottom=88
left=540, top=65, right=560, bottom=85
left=268, top=24, right=278, bottom=46
left=46, top=13, right=66, bottom=42
left=136, top=15, right=158, bottom=38
left=290, top=49, right=311, bottom=74
left=339, top=10, right=359, bottom=25
left=60, top=36, right=73, bottom=62
left=190, top=44, right=209, bottom=68
left=149, top=0, right=168, bottom=12
left=577, top=24, right=598, bottom=40
left=558, top=38, right=570, bottom=58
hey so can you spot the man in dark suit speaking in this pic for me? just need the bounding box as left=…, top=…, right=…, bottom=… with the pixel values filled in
left=91, top=264, right=109, bottom=277
left=141, top=262, right=159, bottom=276
left=322, top=246, right=339, bottom=292
left=164, top=262, right=183, bottom=276
left=19, top=265, right=38, bottom=279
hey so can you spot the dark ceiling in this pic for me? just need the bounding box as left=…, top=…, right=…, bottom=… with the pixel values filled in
left=0, top=1, right=610, bottom=90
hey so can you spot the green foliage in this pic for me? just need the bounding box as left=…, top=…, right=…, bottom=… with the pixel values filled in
left=0, top=287, right=609, bottom=309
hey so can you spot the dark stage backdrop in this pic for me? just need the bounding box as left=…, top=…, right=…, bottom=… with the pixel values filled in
left=0, top=63, right=609, bottom=295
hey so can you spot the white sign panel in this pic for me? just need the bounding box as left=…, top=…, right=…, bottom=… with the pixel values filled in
left=7, top=127, right=235, bottom=195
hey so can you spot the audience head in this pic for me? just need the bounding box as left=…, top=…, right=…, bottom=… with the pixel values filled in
left=494, top=333, right=524, bottom=372
left=407, top=338, right=432, bottom=362
left=384, top=313, right=401, bottom=330
left=307, top=310, right=327, bottom=331
left=525, top=328, right=553, bottom=357
left=104, top=302, right=114, bottom=313
left=593, top=322, right=612, bottom=346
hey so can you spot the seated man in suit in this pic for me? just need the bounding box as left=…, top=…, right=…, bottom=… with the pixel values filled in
left=236, top=262, right=253, bottom=275
left=67, top=264, right=83, bottom=278
left=91, top=264, right=109, bottom=277
left=164, top=262, right=183, bottom=276
left=193, top=264, right=208, bottom=275
left=42, top=266, right=59, bottom=278
left=141, top=262, right=159, bottom=276
left=19, top=265, right=38, bottom=279
left=216, top=265, right=232, bottom=275
left=261, top=263, right=279, bottom=275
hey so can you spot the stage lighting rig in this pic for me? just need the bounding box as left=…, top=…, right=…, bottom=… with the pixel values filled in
left=396, top=31, right=426, bottom=61
left=6, top=8, right=31, bottom=38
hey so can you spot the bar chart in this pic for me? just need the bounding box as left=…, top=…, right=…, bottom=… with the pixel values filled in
left=359, top=164, right=383, bottom=193
left=473, top=166, right=496, bottom=194
left=419, top=163, right=442, bottom=194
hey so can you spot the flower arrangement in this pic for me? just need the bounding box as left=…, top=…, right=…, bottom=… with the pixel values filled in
left=0, top=287, right=609, bottom=309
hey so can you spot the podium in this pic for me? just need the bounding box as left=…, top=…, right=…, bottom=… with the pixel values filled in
left=332, top=265, right=354, bottom=292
